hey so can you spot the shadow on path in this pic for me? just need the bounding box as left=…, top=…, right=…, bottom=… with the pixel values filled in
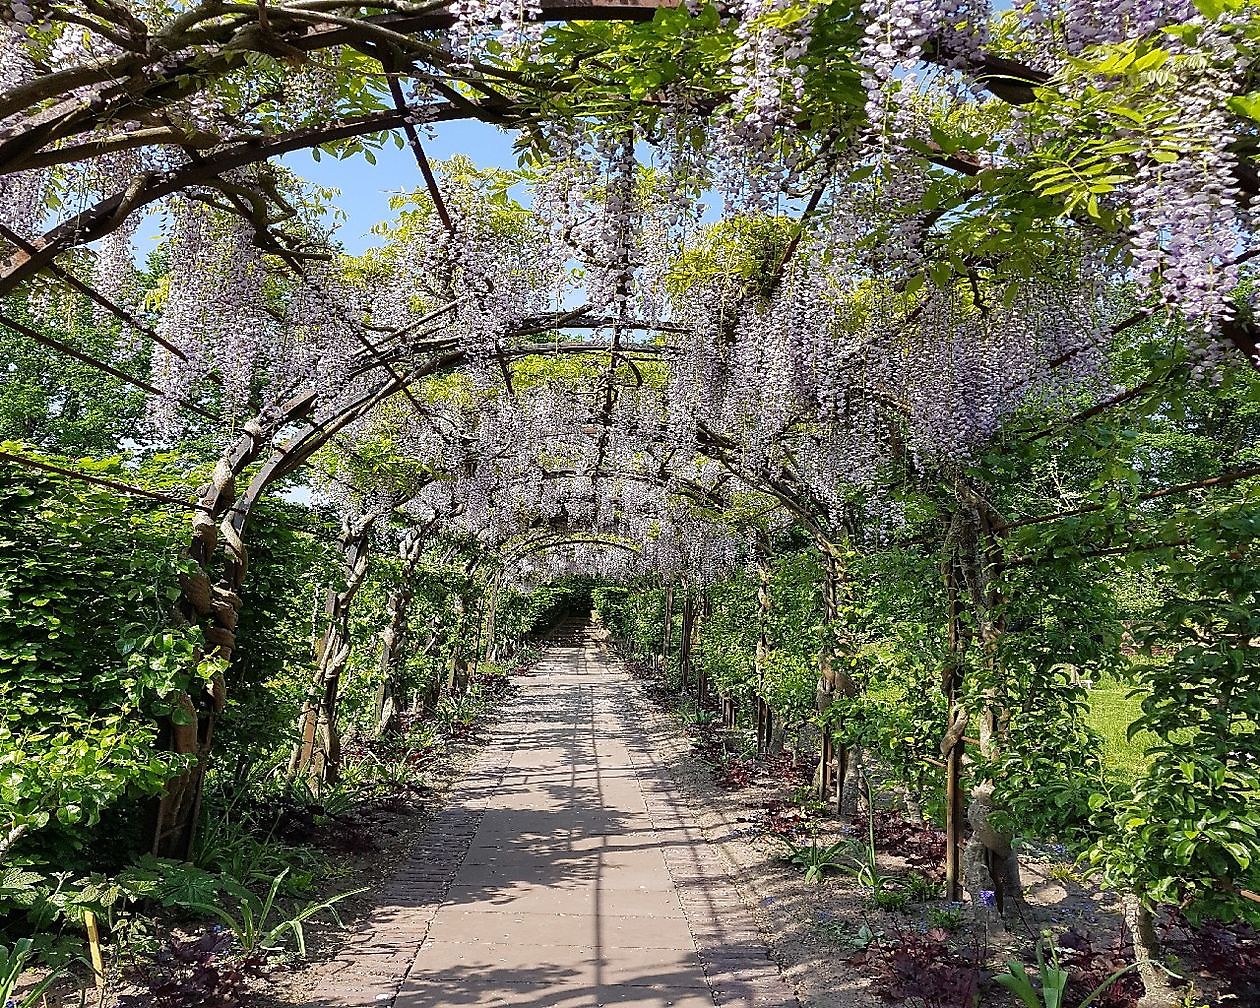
left=305, top=617, right=797, bottom=1008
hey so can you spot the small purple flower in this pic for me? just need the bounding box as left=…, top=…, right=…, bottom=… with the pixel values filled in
left=979, top=890, right=997, bottom=909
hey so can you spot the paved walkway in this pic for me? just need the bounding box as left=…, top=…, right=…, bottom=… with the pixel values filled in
left=311, top=619, right=796, bottom=1008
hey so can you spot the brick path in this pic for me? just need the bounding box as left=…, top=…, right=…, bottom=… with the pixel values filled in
left=310, top=619, right=797, bottom=1008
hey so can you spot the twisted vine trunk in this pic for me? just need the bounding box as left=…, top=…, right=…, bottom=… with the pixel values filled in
left=375, top=527, right=425, bottom=737
left=954, top=483, right=1022, bottom=933
left=290, top=512, right=377, bottom=786
left=659, top=582, right=674, bottom=674
left=153, top=353, right=462, bottom=859
left=409, top=619, right=447, bottom=717
left=482, top=570, right=503, bottom=664
left=476, top=570, right=501, bottom=672
left=1123, top=896, right=1181, bottom=1008
left=754, top=545, right=773, bottom=756
left=941, top=512, right=971, bottom=902
left=679, top=591, right=695, bottom=693
left=814, top=539, right=856, bottom=810
left=695, top=590, right=711, bottom=708
left=445, top=595, right=469, bottom=697
left=153, top=391, right=315, bottom=861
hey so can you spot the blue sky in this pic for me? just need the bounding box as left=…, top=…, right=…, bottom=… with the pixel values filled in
left=130, top=120, right=521, bottom=261
left=284, top=119, right=521, bottom=253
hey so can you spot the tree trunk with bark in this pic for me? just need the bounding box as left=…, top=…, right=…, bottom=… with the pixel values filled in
left=1123, top=896, right=1182, bottom=1008
left=954, top=483, right=1023, bottom=931
left=483, top=570, right=502, bottom=663
left=445, top=595, right=468, bottom=697
left=679, top=592, right=695, bottom=693
left=153, top=390, right=316, bottom=860
left=660, top=583, right=674, bottom=675
left=290, top=512, right=377, bottom=787
left=375, top=526, right=425, bottom=737
left=941, top=515, right=972, bottom=903
left=153, top=350, right=448, bottom=859
left=814, top=541, right=855, bottom=808
left=755, top=546, right=773, bottom=755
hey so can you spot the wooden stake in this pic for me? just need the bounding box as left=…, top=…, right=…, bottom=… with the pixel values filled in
left=84, top=910, right=105, bottom=1006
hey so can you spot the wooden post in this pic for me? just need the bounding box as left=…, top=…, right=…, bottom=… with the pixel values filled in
left=660, top=583, right=674, bottom=674
left=679, top=592, right=695, bottom=692
left=755, top=547, right=772, bottom=755
left=84, top=910, right=105, bottom=1007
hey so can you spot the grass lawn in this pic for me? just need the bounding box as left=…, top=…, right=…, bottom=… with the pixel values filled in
left=1085, top=671, right=1153, bottom=783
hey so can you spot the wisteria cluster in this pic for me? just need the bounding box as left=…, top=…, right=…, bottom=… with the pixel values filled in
left=387, top=164, right=564, bottom=365
left=1, top=0, right=1257, bottom=591
left=449, top=0, right=544, bottom=60
left=1125, top=17, right=1249, bottom=357
left=728, top=0, right=815, bottom=143
left=1043, top=0, right=1197, bottom=51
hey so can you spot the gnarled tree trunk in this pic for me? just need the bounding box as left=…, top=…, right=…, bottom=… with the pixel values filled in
left=941, top=511, right=971, bottom=902
left=482, top=569, right=502, bottom=664
left=754, top=544, right=773, bottom=755
left=290, top=511, right=378, bottom=787
left=1123, top=895, right=1181, bottom=1008
left=154, top=390, right=316, bottom=861
left=679, top=591, right=695, bottom=693
left=375, top=527, right=425, bottom=736
left=954, top=482, right=1023, bottom=932
left=660, top=582, right=674, bottom=675
left=814, top=540, right=856, bottom=809
left=153, top=348, right=469, bottom=859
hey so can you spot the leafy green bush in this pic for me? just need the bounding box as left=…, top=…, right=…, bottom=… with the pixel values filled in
left=0, top=451, right=205, bottom=863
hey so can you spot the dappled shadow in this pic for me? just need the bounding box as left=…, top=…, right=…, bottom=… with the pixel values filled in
left=292, top=616, right=789, bottom=1008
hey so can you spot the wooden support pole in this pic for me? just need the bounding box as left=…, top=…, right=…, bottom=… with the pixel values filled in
left=679, top=592, right=695, bottom=693
left=942, top=537, right=970, bottom=903
left=660, top=583, right=674, bottom=674
left=85, top=910, right=105, bottom=1007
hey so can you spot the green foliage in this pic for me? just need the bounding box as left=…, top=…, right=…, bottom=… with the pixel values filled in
left=1089, top=532, right=1260, bottom=926
left=221, top=499, right=339, bottom=772
left=516, top=2, right=861, bottom=159
left=0, top=937, right=68, bottom=1008
left=870, top=888, right=910, bottom=913
left=901, top=871, right=941, bottom=903
left=184, top=870, right=366, bottom=959
left=1082, top=673, right=1151, bottom=781
left=775, top=835, right=858, bottom=884
left=0, top=297, right=146, bottom=455
left=926, top=904, right=966, bottom=931
left=0, top=449, right=204, bottom=860
left=984, top=663, right=1108, bottom=846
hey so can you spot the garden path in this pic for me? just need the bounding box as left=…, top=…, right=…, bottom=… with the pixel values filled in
left=308, top=617, right=798, bottom=1008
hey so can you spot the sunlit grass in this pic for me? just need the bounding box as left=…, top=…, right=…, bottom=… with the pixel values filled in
left=1085, top=670, right=1152, bottom=783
